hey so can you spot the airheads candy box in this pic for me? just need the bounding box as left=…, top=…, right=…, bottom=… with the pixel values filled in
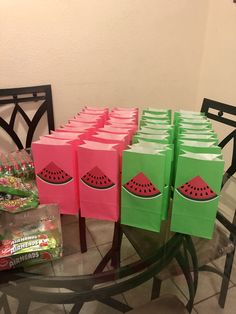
left=0, top=247, right=62, bottom=271
left=0, top=234, right=56, bottom=257
left=0, top=204, right=62, bottom=271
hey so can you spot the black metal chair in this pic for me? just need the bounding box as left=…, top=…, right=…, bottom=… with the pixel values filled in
left=121, top=98, right=236, bottom=309
left=0, top=85, right=87, bottom=251
left=0, top=85, right=55, bottom=150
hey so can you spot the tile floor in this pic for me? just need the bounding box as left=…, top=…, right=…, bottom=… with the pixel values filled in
left=1, top=216, right=235, bottom=314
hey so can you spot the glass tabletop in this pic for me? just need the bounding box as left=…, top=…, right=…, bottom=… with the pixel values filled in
left=0, top=209, right=196, bottom=313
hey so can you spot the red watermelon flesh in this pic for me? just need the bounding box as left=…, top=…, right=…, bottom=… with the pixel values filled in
left=81, top=166, right=115, bottom=189
left=37, top=162, right=73, bottom=185
left=177, top=176, right=217, bottom=201
left=123, top=172, right=161, bottom=198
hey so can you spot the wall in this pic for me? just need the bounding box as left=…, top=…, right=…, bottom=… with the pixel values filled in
left=0, top=0, right=209, bottom=126
left=197, top=0, right=236, bottom=168
left=197, top=0, right=236, bottom=106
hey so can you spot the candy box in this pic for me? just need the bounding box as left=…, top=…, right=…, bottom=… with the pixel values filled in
left=0, top=204, right=62, bottom=271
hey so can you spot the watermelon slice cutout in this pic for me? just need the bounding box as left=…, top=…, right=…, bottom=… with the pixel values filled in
left=177, top=176, right=217, bottom=201
left=37, top=162, right=73, bottom=185
left=81, top=166, right=115, bottom=190
left=123, top=172, right=161, bottom=198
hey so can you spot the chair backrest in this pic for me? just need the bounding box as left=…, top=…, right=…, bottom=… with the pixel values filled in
left=0, top=85, right=55, bottom=150
left=201, top=98, right=236, bottom=184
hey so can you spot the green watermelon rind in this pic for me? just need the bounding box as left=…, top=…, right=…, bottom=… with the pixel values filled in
left=122, top=186, right=162, bottom=199
left=175, top=189, right=218, bottom=203
left=80, top=177, right=115, bottom=190
left=37, top=174, right=73, bottom=185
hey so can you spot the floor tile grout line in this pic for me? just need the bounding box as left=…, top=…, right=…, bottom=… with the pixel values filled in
left=171, top=278, right=189, bottom=301
left=86, top=225, right=115, bottom=248
left=211, top=259, right=236, bottom=286
left=193, top=284, right=236, bottom=306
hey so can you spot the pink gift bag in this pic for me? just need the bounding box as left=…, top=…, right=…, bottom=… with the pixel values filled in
left=32, top=138, right=80, bottom=215
left=67, top=120, right=98, bottom=128
left=63, top=122, right=97, bottom=131
left=44, top=132, right=82, bottom=140
left=78, top=112, right=106, bottom=124
left=73, top=113, right=104, bottom=126
left=108, top=117, right=136, bottom=124
left=78, top=142, right=120, bottom=221
left=55, top=126, right=94, bottom=135
left=82, top=109, right=109, bottom=120
left=98, top=127, right=132, bottom=144
left=105, top=122, right=138, bottom=136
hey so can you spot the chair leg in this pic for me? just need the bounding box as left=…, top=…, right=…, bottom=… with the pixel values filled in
left=219, top=212, right=236, bottom=308
left=78, top=212, right=87, bottom=253
left=110, top=222, right=123, bottom=268
left=151, top=277, right=162, bottom=300
left=219, top=250, right=235, bottom=308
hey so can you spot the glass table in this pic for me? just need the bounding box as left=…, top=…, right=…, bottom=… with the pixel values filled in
left=0, top=212, right=198, bottom=314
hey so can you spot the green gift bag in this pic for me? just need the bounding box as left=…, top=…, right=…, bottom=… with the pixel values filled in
left=140, top=119, right=170, bottom=127
left=142, top=113, right=171, bottom=124
left=179, top=129, right=215, bottom=135
left=174, top=111, right=205, bottom=123
left=171, top=152, right=224, bottom=239
left=132, top=134, right=171, bottom=144
left=131, top=142, right=174, bottom=220
left=138, top=128, right=174, bottom=142
left=177, top=134, right=219, bottom=146
left=121, top=147, right=166, bottom=232
left=143, top=108, right=171, bottom=120
left=136, top=130, right=174, bottom=143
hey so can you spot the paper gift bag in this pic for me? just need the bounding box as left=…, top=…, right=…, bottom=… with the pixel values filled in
left=121, top=148, right=166, bottom=232
left=140, top=119, right=170, bottom=127
left=72, top=116, right=104, bottom=127
left=132, top=133, right=171, bottom=144
left=78, top=112, right=107, bottom=124
left=108, top=117, right=136, bottom=125
left=142, top=113, right=171, bottom=123
left=98, top=127, right=132, bottom=144
left=171, top=152, right=224, bottom=239
left=78, top=142, right=120, bottom=221
left=131, top=142, right=174, bottom=220
left=105, top=122, right=138, bottom=136
left=32, top=138, right=79, bottom=215
left=143, top=108, right=171, bottom=120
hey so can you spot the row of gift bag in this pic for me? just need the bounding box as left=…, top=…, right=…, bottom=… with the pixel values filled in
left=32, top=107, right=224, bottom=240
left=32, top=106, right=138, bottom=222
left=121, top=110, right=224, bottom=239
